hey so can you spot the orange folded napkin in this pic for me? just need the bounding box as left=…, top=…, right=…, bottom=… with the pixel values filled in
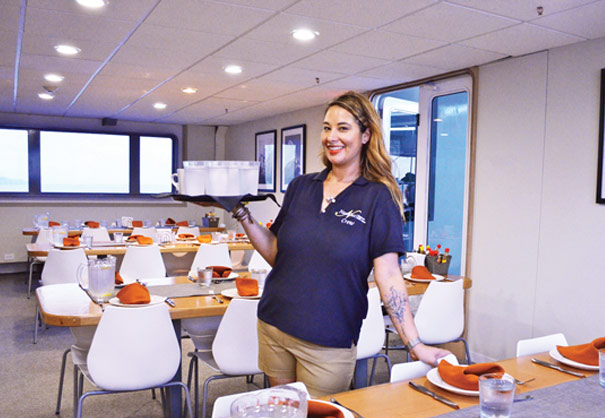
left=557, top=337, right=605, bottom=366
left=68, top=231, right=81, bottom=237
left=85, top=221, right=99, bottom=228
left=411, top=265, right=435, bottom=280
left=132, top=220, right=143, bottom=227
left=176, top=221, right=189, bottom=226
left=135, top=236, right=153, bottom=245
left=438, top=361, right=505, bottom=391
left=178, top=233, right=195, bottom=239
left=236, top=277, right=258, bottom=297
left=63, top=236, right=80, bottom=247
left=49, top=221, right=60, bottom=227
left=197, top=235, right=212, bottom=243
left=208, top=265, right=233, bottom=278
left=126, top=234, right=142, bottom=242
left=235, top=233, right=246, bottom=239
left=165, top=218, right=176, bottom=225
left=115, top=272, right=124, bottom=285
left=116, top=282, right=150, bottom=304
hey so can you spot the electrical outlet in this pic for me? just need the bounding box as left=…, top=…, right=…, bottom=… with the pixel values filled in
left=4, top=253, right=15, bottom=261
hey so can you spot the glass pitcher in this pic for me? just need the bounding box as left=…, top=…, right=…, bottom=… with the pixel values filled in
left=77, top=256, right=116, bottom=303
left=33, top=212, right=50, bottom=228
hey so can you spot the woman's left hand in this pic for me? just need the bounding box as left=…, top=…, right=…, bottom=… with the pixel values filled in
left=410, top=343, right=452, bottom=366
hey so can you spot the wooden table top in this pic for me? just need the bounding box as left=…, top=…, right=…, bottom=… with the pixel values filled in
left=26, top=241, right=254, bottom=257
left=321, top=352, right=597, bottom=417
left=23, top=226, right=225, bottom=235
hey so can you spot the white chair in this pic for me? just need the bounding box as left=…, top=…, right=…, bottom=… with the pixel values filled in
left=189, top=243, right=231, bottom=277
left=81, top=227, right=110, bottom=242
left=119, top=244, right=166, bottom=284
left=131, top=227, right=158, bottom=242
left=74, top=303, right=193, bottom=418
left=28, top=228, right=54, bottom=298
left=394, top=280, right=471, bottom=363
left=177, top=226, right=201, bottom=236
left=186, top=298, right=263, bottom=418
left=389, top=354, right=458, bottom=383
left=354, top=287, right=391, bottom=388
left=516, top=333, right=568, bottom=357
left=247, top=250, right=272, bottom=273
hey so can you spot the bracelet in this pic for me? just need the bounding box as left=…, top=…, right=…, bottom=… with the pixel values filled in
left=406, top=337, right=421, bottom=351
left=231, top=205, right=253, bottom=224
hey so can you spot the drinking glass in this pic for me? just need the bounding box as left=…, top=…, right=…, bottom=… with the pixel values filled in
left=114, top=232, right=124, bottom=244
left=479, top=373, right=515, bottom=418
left=197, top=267, right=213, bottom=287
left=144, top=219, right=152, bottom=228
left=230, top=385, right=307, bottom=418
left=227, top=229, right=236, bottom=240
left=74, top=219, right=83, bottom=229
left=599, top=348, right=605, bottom=388
left=251, top=268, right=268, bottom=288
left=51, top=225, right=68, bottom=247
left=83, top=235, right=93, bottom=249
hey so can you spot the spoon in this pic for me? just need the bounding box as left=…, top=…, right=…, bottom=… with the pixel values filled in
left=330, top=397, right=365, bottom=418
left=513, top=395, right=533, bottom=403
left=514, top=377, right=536, bottom=385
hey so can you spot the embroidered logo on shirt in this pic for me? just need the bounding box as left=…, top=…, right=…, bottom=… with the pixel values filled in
left=334, top=209, right=366, bottom=226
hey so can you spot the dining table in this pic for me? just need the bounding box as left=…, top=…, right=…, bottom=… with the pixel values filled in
left=22, top=226, right=225, bottom=242
left=321, top=352, right=599, bottom=417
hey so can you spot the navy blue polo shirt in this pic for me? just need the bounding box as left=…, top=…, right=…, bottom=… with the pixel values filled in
left=258, top=169, right=405, bottom=348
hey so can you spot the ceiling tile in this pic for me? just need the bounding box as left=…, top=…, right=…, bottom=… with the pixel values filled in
left=146, top=0, right=274, bottom=35
left=99, top=62, right=177, bottom=82
left=318, top=75, right=394, bottom=92
left=19, top=54, right=103, bottom=74
left=293, top=50, right=390, bottom=75
left=459, top=23, right=585, bottom=56
left=448, top=0, right=596, bottom=21
left=215, top=79, right=301, bottom=101
left=213, top=38, right=316, bottom=66
left=382, top=2, right=519, bottom=42
left=28, top=0, right=159, bottom=21
left=360, top=61, right=445, bottom=84
left=532, top=1, right=605, bottom=39
left=219, top=0, right=299, bottom=10
left=257, top=66, right=344, bottom=88
left=1, top=5, right=21, bottom=32
left=157, top=97, right=259, bottom=124
left=110, top=44, right=201, bottom=72
left=403, top=44, right=508, bottom=70
left=189, top=56, right=278, bottom=79
left=331, top=30, right=445, bottom=61
left=284, top=0, right=439, bottom=28
left=0, top=31, right=17, bottom=67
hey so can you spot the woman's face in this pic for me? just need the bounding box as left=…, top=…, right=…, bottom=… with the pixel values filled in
left=322, top=105, right=370, bottom=172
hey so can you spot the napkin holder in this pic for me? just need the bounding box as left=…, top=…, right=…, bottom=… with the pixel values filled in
left=425, top=255, right=452, bottom=275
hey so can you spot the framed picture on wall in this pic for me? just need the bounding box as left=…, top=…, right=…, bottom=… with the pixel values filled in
left=597, top=68, right=605, bottom=203
left=255, top=130, right=277, bottom=192
left=280, top=124, right=306, bottom=192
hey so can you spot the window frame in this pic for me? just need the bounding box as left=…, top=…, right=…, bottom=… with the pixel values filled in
left=0, top=125, right=178, bottom=200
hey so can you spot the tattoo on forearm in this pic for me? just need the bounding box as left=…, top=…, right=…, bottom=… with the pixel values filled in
left=383, top=285, right=408, bottom=327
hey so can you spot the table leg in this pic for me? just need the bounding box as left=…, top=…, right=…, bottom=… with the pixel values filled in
left=353, top=359, right=368, bottom=389
left=168, top=319, right=183, bottom=417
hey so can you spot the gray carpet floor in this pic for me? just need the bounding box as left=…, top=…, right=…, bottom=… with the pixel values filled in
left=0, top=272, right=405, bottom=417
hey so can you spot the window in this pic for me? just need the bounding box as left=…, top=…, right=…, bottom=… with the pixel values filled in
left=0, top=127, right=177, bottom=198
left=0, top=128, right=29, bottom=192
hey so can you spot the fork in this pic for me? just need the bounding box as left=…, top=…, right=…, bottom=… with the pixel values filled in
left=209, top=290, right=223, bottom=304
left=514, top=377, right=536, bottom=385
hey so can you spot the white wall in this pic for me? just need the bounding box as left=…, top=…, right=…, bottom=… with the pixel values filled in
left=469, top=37, right=605, bottom=361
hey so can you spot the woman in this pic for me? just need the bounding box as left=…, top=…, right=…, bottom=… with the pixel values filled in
left=233, top=91, right=450, bottom=397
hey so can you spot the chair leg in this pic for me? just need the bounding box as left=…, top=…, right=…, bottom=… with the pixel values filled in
left=246, top=375, right=254, bottom=384
left=33, top=306, right=40, bottom=344
left=368, top=353, right=392, bottom=386
left=28, top=259, right=35, bottom=299
left=55, top=348, right=71, bottom=414
left=186, top=354, right=199, bottom=418
left=73, top=366, right=79, bottom=418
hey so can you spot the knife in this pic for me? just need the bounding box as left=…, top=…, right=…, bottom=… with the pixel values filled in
left=408, top=381, right=460, bottom=409
left=531, top=358, right=586, bottom=378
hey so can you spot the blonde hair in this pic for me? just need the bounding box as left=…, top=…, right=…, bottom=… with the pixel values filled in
left=321, top=91, right=404, bottom=219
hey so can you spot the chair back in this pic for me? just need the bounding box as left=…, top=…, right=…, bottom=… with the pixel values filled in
left=81, top=227, right=111, bottom=242
left=247, top=250, right=272, bottom=273
left=131, top=227, right=158, bottom=242
left=87, top=303, right=180, bottom=391
left=190, top=243, right=231, bottom=276
left=176, top=226, right=201, bottom=236
left=389, top=354, right=458, bottom=383
left=41, top=248, right=88, bottom=286
left=414, top=280, right=464, bottom=344
left=119, top=244, right=166, bottom=283
left=356, top=287, right=385, bottom=360
left=516, top=333, right=568, bottom=357
left=35, top=228, right=54, bottom=244
left=212, top=298, right=261, bottom=375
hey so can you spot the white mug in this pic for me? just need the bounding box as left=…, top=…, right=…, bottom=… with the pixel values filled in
left=171, top=168, right=185, bottom=194
left=183, top=167, right=205, bottom=196
left=405, top=252, right=426, bottom=268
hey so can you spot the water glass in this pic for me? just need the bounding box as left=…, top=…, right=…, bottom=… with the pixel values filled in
left=114, top=232, right=124, bottom=244
left=197, top=267, right=213, bottom=287
left=189, top=219, right=197, bottom=226
left=479, top=373, right=515, bottom=418
left=115, top=218, right=122, bottom=228
left=251, top=268, right=268, bottom=288
left=144, top=219, right=152, bottom=228
left=74, top=219, right=83, bottom=229
left=83, top=235, right=93, bottom=249
left=100, top=220, right=108, bottom=228
left=599, top=348, right=605, bottom=388
left=51, top=225, right=68, bottom=246
left=227, top=229, right=236, bottom=240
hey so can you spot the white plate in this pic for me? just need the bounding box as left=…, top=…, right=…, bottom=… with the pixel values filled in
left=426, top=367, right=479, bottom=396
left=108, top=294, right=166, bottom=307
left=308, top=399, right=354, bottom=418
left=188, top=271, right=238, bottom=281
left=404, top=273, right=445, bottom=283
left=221, top=287, right=263, bottom=299
left=53, top=243, right=87, bottom=250
left=549, top=347, right=599, bottom=371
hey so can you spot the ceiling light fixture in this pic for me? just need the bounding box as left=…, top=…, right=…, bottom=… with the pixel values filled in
left=153, top=102, right=167, bottom=110
left=54, top=44, right=81, bottom=55
left=75, top=0, right=107, bottom=8
left=292, top=28, right=319, bottom=41
left=224, top=65, right=242, bottom=74
left=181, top=87, right=198, bottom=94
left=44, top=73, right=64, bottom=83
left=38, top=92, right=54, bottom=100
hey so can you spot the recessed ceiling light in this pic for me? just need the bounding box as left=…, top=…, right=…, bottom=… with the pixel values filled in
left=38, top=92, right=54, bottom=100
left=54, top=44, right=81, bottom=55
left=292, top=28, right=319, bottom=41
left=44, top=73, right=64, bottom=83
left=224, top=65, right=242, bottom=74
left=153, top=102, right=167, bottom=110
left=181, top=87, right=198, bottom=94
left=75, top=0, right=107, bottom=8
